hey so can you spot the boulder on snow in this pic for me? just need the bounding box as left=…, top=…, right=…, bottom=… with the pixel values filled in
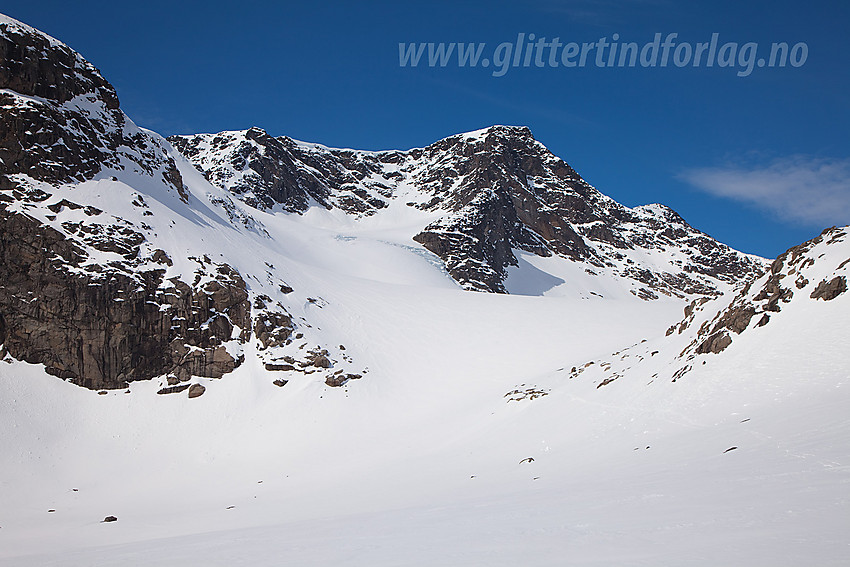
left=325, top=374, right=347, bottom=387
left=810, top=276, right=847, bottom=301
left=187, top=383, right=205, bottom=398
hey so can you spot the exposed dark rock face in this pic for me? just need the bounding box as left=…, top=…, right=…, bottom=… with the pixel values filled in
left=712, top=304, right=756, bottom=335
left=0, top=206, right=251, bottom=389
left=253, top=310, right=295, bottom=349
left=0, top=16, right=257, bottom=390
left=0, top=16, right=186, bottom=198
left=0, top=19, right=117, bottom=107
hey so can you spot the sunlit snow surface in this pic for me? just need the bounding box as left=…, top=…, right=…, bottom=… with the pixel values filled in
left=0, top=142, right=848, bottom=566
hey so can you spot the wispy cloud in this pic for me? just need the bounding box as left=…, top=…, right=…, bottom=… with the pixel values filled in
left=679, top=156, right=850, bottom=227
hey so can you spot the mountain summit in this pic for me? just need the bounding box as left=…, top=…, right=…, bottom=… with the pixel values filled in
left=171, top=125, right=765, bottom=295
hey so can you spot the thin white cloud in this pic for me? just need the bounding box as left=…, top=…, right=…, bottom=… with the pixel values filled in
left=679, top=156, right=850, bottom=227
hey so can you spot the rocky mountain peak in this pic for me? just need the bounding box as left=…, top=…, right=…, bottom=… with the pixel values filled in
left=0, top=14, right=118, bottom=109
left=171, top=124, right=766, bottom=296
left=406, top=127, right=765, bottom=295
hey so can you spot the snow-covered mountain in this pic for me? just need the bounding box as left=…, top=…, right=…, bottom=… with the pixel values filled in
left=170, top=126, right=765, bottom=295
left=0, top=10, right=765, bottom=392
left=1, top=13, right=848, bottom=567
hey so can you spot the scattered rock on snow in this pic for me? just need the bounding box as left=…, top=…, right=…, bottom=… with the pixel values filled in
left=156, top=384, right=190, bottom=395
left=187, top=383, right=205, bottom=398
left=505, top=386, right=549, bottom=401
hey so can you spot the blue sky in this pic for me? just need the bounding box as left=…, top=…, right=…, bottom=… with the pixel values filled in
left=4, top=0, right=848, bottom=257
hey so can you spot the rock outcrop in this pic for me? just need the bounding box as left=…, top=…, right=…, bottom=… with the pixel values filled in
left=567, top=226, right=850, bottom=388
left=0, top=15, right=258, bottom=389
left=168, top=127, right=394, bottom=214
